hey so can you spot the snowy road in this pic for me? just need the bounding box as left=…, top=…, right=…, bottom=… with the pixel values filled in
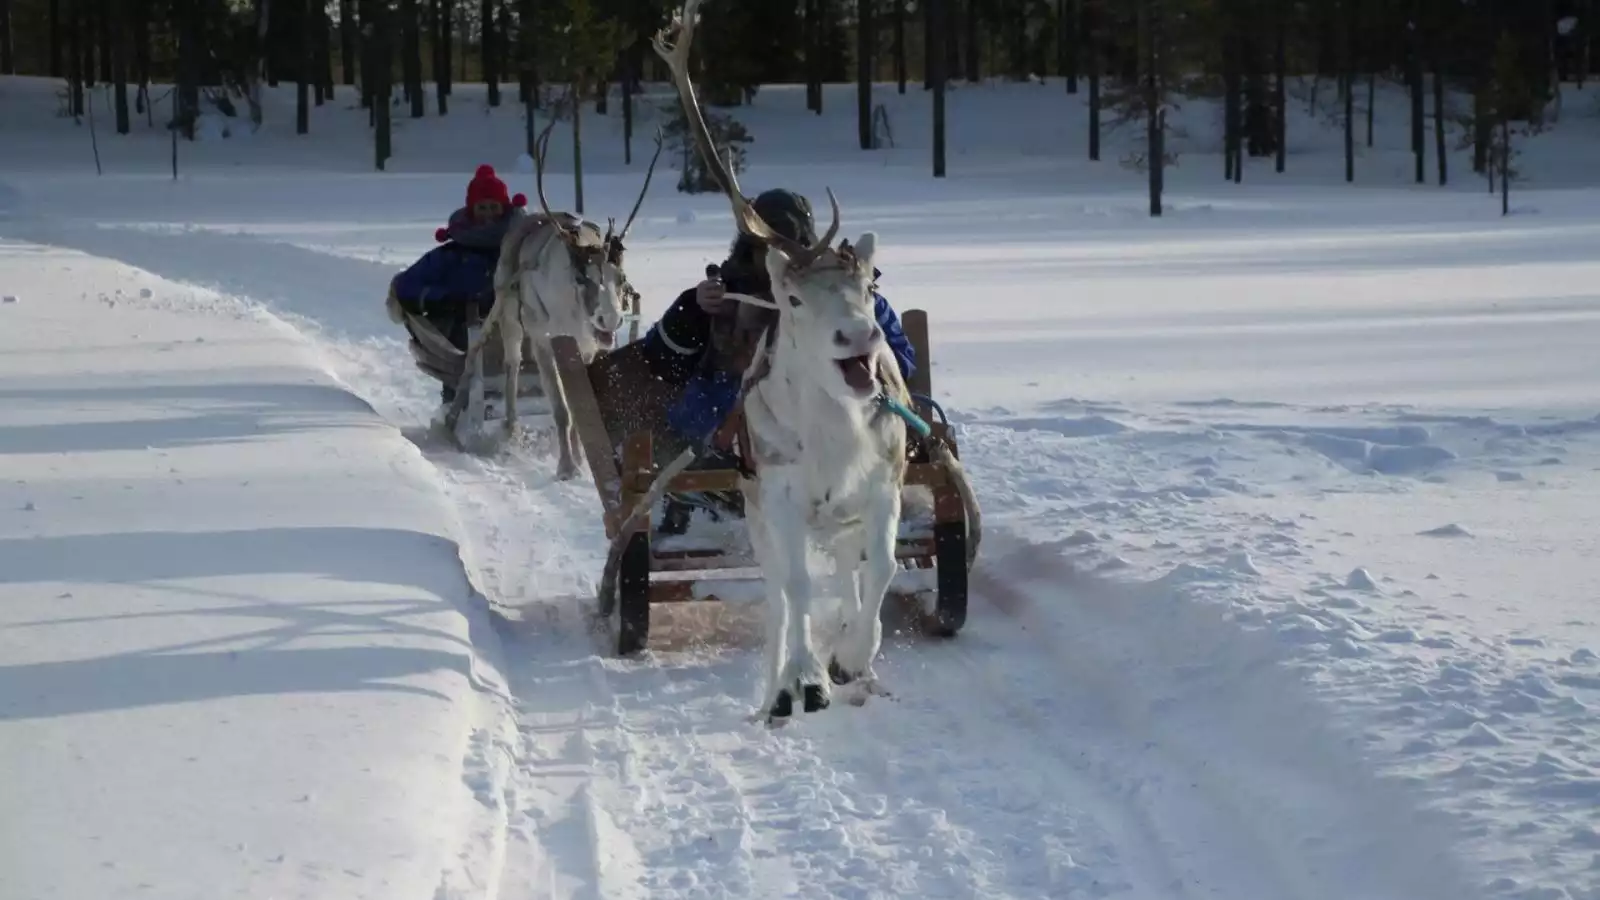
left=7, top=162, right=1598, bottom=899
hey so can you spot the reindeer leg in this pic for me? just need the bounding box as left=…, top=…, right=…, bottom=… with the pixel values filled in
left=832, top=484, right=900, bottom=693
left=529, top=337, right=578, bottom=480
left=758, top=470, right=829, bottom=719
left=500, top=313, right=523, bottom=437
left=443, top=335, right=484, bottom=434
left=826, top=534, right=866, bottom=687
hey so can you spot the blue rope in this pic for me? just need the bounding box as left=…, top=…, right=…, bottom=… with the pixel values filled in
left=910, top=392, right=949, bottom=427
left=878, top=394, right=933, bottom=438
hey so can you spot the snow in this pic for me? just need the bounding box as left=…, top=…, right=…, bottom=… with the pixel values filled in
left=0, top=241, right=509, bottom=899
left=4, top=71, right=1600, bottom=900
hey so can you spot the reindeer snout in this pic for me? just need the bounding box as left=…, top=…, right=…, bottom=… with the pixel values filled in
left=833, top=322, right=882, bottom=354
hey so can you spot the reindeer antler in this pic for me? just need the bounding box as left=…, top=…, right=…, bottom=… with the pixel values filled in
left=609, top=127, right=666, bottom=245
left=531, top=101, right=578, bottom=241
left=652, top=0, right=840, bottom=269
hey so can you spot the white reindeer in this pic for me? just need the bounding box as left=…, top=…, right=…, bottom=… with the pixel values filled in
left=443, top=113, right=663, bottom=479
left=652, top=1, right=913, bottom=721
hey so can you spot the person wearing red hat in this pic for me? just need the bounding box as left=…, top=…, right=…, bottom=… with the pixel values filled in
left=389, top=165, right=528, bottom=400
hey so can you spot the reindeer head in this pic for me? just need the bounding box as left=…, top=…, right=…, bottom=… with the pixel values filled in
left=529, top=108, right=663, bottom=353
left=653, top=0, right=885, bottom=400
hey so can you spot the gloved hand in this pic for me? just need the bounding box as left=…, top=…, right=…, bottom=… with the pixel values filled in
left=696, top=263, right=729, bottom=314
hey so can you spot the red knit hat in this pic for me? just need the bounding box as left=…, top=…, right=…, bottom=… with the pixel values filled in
left=437, top=165, right=527, bottom=242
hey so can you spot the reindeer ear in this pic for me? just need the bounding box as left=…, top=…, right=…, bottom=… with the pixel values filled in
left=851, top=232, right=877, bottom=272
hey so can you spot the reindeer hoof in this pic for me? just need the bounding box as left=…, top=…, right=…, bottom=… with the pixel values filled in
left=828, top=658, right=856, bottom=685
left=769, top=689, right=794, bottom=721
left=802, top=682, right=830, bottom=713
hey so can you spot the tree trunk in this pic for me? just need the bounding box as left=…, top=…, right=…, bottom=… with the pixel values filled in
left=402, top=0, right=423, bottom=116
left=1223, top=27, right=1237, bottom=180
left=0, top=0, right=13, bottom=75
left=1499, top=120, right=1509, bottom=215
left=922, top=0, right=932, bottom=89
left=97, top=0, right=111, bottom=83
left=496, top=4, right=511, bottom=93
left=429, top=0, right=444, bottom=112
left=893, top=0, right=905, bottom=93
left=340, top=0, right=357, bottom=84
left=75, top=0, right=90, bottom=90
left=439, top=0, right=452, bottom=96
left=1343, top=0, right=1353, bottom=182
left=1433, top=68, right=1446, bottom=185
left=482, top=0, right=499, bottom=106
left=111, top=0, right=129, bottom=132
left=375, top=3, right=393, bottom=168
left=1142, top=0, right=1161, bottom=216
left=963, top=0, right=978, bottom=82
left=516, top=0, right=531, bottom=104
left=177, top=0, right=201, bottom=137
left=319, top=4, right=334, bottom=103
left=1087, top=0, right=1100, bottom=160
left=134, top=0, right=151, bottom=121
left=623, top=49, right=634, bottom=165
left=1365, top=71, right=1373, bottom=146
left=1274, top=3, right=1286, bottom=172
left=931, top=0, right=946, bottom=176
left=67, top=2, right=83, bottom=116
left=858, top=0, right=873, bottom=149
left=360, top=0, right=375, bottom=110
left=298, top=0, right=312, bottom=133
left=805, top=0, right=817, bottom=110
left=1064, top=0, right=1079, bottom=92
left=1410, top=0, right=1424, bottom=181
left=573, top=82, right=585, bottom=214
left=49, top=0, right=61, bottom=77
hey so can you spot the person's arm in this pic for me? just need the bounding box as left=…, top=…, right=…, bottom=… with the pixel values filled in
left=391, top=247, right=449, bottom=311
left=873, top=291, right=917, bottom=381
left=650, top=287, right=713, bottom=357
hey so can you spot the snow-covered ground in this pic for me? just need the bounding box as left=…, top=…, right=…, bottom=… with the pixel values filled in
left=2, top=72, right=1599, bottom=900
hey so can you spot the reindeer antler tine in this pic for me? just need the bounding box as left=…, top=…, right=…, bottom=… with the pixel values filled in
left=617, top=125, right=667, bottom=242
left=530, top=110, right=567, bottom=235
left=816, top=186, right=842, bottom=252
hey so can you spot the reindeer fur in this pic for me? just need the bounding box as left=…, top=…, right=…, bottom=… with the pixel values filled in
left=442, top=212, right=623, bottom=478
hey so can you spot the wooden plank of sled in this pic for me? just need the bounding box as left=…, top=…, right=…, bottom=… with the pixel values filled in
left=551, top=335, right=626, bottom=535
left=658, top=451, right=949, bottom=495
left=902, top=308, right=934, bottom=405
left=650, top=581, right=929, bottom=605
left=647, top=538, right=937, bottom=573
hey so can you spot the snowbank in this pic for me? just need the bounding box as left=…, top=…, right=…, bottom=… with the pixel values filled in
left=0, top=238, right=506, bottom=900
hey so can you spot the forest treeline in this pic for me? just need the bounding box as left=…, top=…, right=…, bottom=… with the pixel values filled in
left=1, top=0, right=1593, bottom=212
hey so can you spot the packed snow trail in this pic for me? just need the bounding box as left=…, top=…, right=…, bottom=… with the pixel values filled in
left=404, top=418, right=1484, bottom=900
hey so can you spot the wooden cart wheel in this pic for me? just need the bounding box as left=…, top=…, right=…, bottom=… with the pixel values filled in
left=615, top=529, right=652, bottom=656
left=925, top=520, right=968, bottom=637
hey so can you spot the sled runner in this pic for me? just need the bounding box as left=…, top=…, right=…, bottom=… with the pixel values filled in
left=551, top=308, right=978, bottom=656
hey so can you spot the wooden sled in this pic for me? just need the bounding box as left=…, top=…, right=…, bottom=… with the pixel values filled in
left=403, top=290, right=644, bottom=419
left=551, top=309, right=972, bottom=657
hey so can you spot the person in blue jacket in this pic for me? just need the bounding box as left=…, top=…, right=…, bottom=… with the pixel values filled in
left=389, top=164, right=528, bottom=402
left=633, top=188, right=916, bottom=528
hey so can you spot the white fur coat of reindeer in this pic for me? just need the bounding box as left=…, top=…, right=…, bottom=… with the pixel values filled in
left=654, top=0, right=913, bottom=721
left=443, top=117, right=663, bottom=478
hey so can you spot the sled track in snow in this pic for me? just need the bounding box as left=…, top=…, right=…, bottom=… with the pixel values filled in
left=422, top=435, right=1483, bottom=900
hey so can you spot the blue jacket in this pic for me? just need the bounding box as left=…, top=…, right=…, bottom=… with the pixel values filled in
left=392, top=242, right=498, bottom=309
left=666, top=290, right=917, bottom=445
left=392, top=209, right=518, bottom=311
